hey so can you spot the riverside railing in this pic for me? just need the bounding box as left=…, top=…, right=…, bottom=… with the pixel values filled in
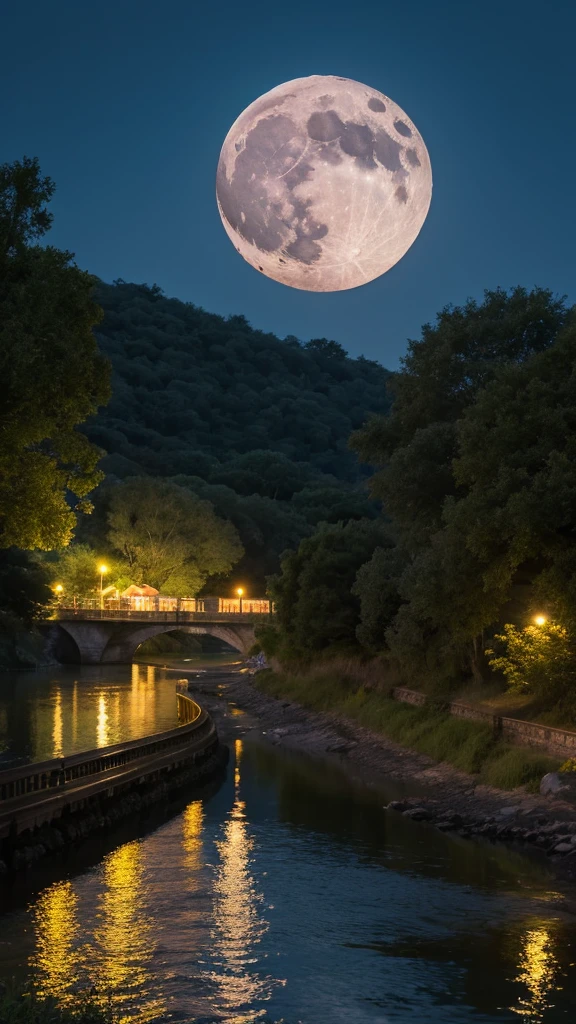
left=0, top=693, right=207, bottom=804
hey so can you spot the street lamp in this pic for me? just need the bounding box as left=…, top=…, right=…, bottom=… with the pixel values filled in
left=236, top=587, right=244, bottom=613
left=99, top=564, right=108, bottom=609
left=534, top=615, right=547, bottom=626
left=54, top=583, right=63, bottom=607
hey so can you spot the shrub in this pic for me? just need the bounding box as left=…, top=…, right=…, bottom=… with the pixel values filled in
left=0, top=989, right=113, bottom=1024
left=486, top=622, right=576, bottom=717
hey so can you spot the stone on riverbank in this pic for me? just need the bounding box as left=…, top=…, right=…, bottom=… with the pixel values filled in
left=540, top=772, right=576, bottom=798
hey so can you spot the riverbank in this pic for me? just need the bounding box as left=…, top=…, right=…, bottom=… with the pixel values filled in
left=187, top=665, right=576, bottom=880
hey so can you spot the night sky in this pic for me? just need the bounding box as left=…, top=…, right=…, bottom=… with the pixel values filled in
left=3, top=0, right=575, bottom=367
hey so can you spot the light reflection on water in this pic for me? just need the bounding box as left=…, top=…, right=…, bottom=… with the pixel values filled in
left=510, top=925, right=560, bottom=1022
left=207, top=738, right=280, bottom=1023
left=32, top=881, right=81, bottom=1001
left=0, top=655, right=237, bottom=762
left=92, top=841, right=165, bottom=1023
left=1, top=727, right=576, bottom=1020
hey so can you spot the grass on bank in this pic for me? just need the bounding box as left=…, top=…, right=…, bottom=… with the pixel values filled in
left=0, top=989, right=113, bottom=1024
left=254, top=662, right=559, bottom=792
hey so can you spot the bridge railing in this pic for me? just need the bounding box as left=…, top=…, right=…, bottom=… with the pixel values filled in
left=52, top=596, right=274, bottom=615
left=0, top=694, right=207, bottom=804
left=51, top=608, right=273, bottom=623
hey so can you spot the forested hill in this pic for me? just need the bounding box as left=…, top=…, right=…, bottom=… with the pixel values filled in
left=81, top=280, right=393, bottom=589
left=87, top=280, right=392, bottom=483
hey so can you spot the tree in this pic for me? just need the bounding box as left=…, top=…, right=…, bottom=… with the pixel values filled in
left=0, top=157, right=111, bottom=550
left=292, top=484, right=379, bottom=525
left=349, top=287, right=574, bottom=685
left=49, top=544, right=131, bottom=602
left=351, top=287, right=569, bottom=550
left=107, top=478, right=243, bottom=594
left=269, top=519, right=389, bottom=660
left=486, top=622, right=576, bottom=716
left=352, top=543, right=405, bottom=653
left=449, top=320, right=576, bottom=624
left=0, top=548, right=52, bottom=625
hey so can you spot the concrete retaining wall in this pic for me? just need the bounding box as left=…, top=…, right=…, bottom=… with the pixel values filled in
left=391, top=687, right=576, bottom=759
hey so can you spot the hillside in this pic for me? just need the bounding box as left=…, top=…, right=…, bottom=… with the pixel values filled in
left=82, top=280, right=393, bottom=588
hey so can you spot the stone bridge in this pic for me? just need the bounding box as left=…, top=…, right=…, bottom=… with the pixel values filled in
left=45, top=610, right=262, bottom=664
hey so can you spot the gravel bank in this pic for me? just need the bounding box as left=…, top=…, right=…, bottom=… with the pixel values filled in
left=189, top=665, right=576, bottom=880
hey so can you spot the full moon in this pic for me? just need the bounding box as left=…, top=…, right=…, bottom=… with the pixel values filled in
left=216, top=75, right=432, bottom=292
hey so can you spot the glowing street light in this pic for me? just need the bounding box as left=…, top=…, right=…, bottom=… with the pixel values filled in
left=534, top=615, right=547, bottom=626
left=236, top=587, right=244, bottom=613
left=99, top=564, right=108, bottom=610
left=54, top=583, right=64, bottom=607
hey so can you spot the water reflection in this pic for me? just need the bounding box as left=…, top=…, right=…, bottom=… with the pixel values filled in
left=182, top=800, right=204, bottom=874
left=511, top=925, right=560, bottom=1022
left=72, top=680, right=78, bottom=748
left=7, top=733, right=576, bottom=1023
left=208, top=738, right=280, bottom=1023
left=30, top=881, right=80, bottom=1001
left=93, top=841, right=164, bottom=1023
left=52, top=686, right=63, bottom=759
left=96, top=692, right=109, bottom=748
left=0, top=655, right=239, bottom=762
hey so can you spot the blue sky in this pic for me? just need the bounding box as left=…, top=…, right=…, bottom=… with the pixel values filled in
left=3, top=0, right=575, bottom=367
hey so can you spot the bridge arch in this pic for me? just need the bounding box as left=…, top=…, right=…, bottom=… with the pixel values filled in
left=54, top=620, right=256, bottom=664
left=104, top=624, right=254, bottom=663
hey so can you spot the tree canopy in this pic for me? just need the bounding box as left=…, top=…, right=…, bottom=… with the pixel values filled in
left=349, top=287, right=576, bottom=684
left=106, top=477, right=244, bottom=595
left=268, top=285, right=576, bottom=698
left=268, top=519, right=390, bottom=660
left=0, top=157, right=111, bottom=550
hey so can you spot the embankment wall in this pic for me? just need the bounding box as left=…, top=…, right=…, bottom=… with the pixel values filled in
left=391, top=687, right=576, bottom=759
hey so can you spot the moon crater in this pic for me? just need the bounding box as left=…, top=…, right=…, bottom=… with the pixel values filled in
left=216, top=75, right=432, bottom=291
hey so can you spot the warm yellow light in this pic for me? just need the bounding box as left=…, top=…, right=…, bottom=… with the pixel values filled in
left=534, top=615, right=547, bottom=626
left=99, top=564, right=108, bottom=575
left=54, top=584, right=63, bottom=593
left=236, top=587, right=244, bottom=597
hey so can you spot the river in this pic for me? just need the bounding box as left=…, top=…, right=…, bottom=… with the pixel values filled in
left=0, top=661, right=576, bottom=1022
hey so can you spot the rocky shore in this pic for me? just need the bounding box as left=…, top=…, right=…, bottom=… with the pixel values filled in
left=191, top=665, right=576, bottom=880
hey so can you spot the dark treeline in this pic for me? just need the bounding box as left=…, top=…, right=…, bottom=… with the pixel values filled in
left=265, top=287, right=576, bottom=717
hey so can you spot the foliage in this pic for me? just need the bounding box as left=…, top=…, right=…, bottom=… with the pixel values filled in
left=48, top=545, right=130, bottom=602
left=0, top=987, right=113, bottom=1024
left=0, top=549, right=53, bottom=670
left=253, top=622, right=282, bottom=659
left=0, top=548, right=52, bottom=624
left=168, top=476, right=313, bottom=589
left=480, top=747, right=557, bottom=791
left=106, top=477, right=243, bottom=594
left=486, top=622, right=576, bottom=715
left=351, top=286, right=568, bottom=549
left=348, top=287, right=574, bottom=684
left=269, top=519, right=390, bottom=661
left=88, top=279, right=391, bottom=483
left=352, top=544, right=406, bottom=653
left=0, top=157, right=111, bottom=550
